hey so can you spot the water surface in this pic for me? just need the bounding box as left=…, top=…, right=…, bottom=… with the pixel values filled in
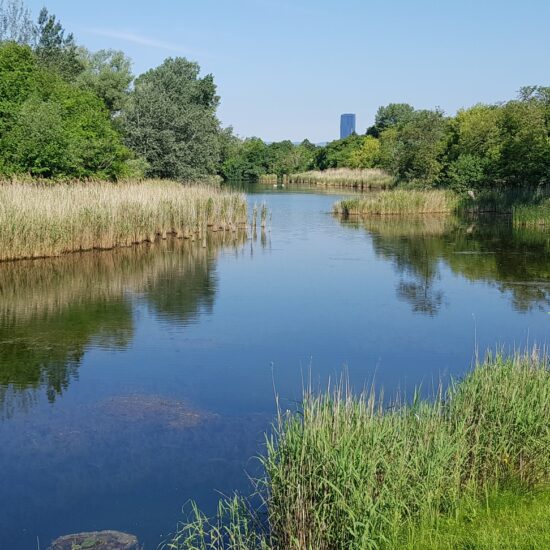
left=1, top=186, right=549, bottom=548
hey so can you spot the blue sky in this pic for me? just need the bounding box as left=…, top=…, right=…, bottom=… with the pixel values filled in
left=24, top=0, right=550, bottom=143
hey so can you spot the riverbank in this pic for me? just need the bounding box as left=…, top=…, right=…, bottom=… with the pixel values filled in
left=0, top=180, right=247, bottom=261
left=167, top=351, right=550, bottom=549
left=259, top=168, right=394, bottom=189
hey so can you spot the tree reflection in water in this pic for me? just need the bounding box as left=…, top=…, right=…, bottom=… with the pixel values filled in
left=0, top=232, right=246, bottom=417
left=340, top=214, right=550, bottom=316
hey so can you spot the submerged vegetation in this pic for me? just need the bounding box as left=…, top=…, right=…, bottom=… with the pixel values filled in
left=166, top=352, right=550, bottom=549
left=0, top=180, right=247, bottom=261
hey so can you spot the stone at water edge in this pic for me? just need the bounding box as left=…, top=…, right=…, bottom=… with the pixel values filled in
left=47, top=530, right=140, bottom=550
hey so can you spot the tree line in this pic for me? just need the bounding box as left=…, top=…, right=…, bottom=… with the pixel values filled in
left=0, top=0, right=221, bottom=180
left=223, top=92, right=550, bottom=191
left=1, top=0, right=548, bottom=188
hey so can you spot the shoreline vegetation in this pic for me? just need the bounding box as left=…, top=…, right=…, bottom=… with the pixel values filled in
left=332, top=186, right=550, bottom=226
left=0, top=180, right=247, bottom=261
left=333, top=189, right=460, bottom=216
left=167, top=351, right=550, bottom=549
left=259, top=168, right=394, bottom=189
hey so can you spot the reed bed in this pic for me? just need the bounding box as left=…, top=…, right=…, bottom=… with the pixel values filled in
left=0, top=180, right=247, bottom=261
left=334, top=189, right=460, bottom=216
left=513, top=199, right=550, bottom=227
left=288, top=168, right=394, bottom=189
left=166, top=351, right=550, bottom=549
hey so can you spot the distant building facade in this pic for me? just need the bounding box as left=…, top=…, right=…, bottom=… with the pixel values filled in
left=340, top=113, right=356, bottom=139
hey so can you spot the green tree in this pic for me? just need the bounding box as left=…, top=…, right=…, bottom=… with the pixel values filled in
left=220, top=137, right=268, bottom=181
left=496, top=98, right=550, bottom=186
left=315, top=134, right=366, bottom=169
left=379, top=109, right=448, bottom=184
left=0, top=42, right=129, bottom=179
left=76, top=48, right=133, bottom=114
left=368, top=103, right=415, bottom=136
left=0, top=0, right=36, bottom=44
left=348, top=136, right=381, bottom=168
left=35, top=7, right=83, bottom=80
left=122, top=57, right=221, bottom=181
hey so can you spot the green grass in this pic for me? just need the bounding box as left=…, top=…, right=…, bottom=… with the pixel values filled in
left=165, top=351, right=550, bottom=549
left=0, top=179, right=247, bottom=261
left=513, top=199, right=550, bottom=227
left=334, top=189, right=460, bottom=216
left=407, top=488, right=550, bottom=549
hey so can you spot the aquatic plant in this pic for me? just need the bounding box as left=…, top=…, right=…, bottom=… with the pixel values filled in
left=334, top=189, right=460, bottom=216
left=284, top=168, right=394, bottom=189
left=513, top=199, right=550, bottom=227
left=0, top=179, right=247, bottom=261
left=167, top=351, right=550, bottom=549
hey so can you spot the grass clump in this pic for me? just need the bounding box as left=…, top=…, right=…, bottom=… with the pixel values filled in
left=167, top=351, right=550, bottom=549
left=0, top=179, right=247, bottom=261
left=513, top=199, right=550, bottom=227
left=288, top=168, right=394, bottom=189
left=334, top=189, right=460, bottom=216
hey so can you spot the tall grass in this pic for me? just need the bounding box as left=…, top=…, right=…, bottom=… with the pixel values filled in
left=513, top=199, right=550, bottom=227
left=334, top=189, right=460, bottom=216
left=0, top=180, right=247, bottom=261
left=286, top=168, right=394, bottom=189
left=166, top=351, right=550, bottom=549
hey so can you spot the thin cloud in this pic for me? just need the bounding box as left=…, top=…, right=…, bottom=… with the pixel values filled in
left=87, top=28, right=199, bottom=55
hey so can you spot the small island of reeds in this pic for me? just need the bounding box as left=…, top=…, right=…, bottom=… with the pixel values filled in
left=286, top=168, right=394, bottom=189
left=0, top=180, right=248, bottom=262
left=333, top=189, right=460, bottom=216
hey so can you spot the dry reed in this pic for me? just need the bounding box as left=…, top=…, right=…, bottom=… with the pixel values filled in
left=0, top=179, right=247, bottom=261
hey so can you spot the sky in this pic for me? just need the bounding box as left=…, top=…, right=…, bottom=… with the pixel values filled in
left=23, top=0, right=550, bottom=143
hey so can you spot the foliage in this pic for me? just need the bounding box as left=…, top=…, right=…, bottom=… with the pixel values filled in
left=0, top=0, right=35, bottom=44
left=379, top=109, right=448, bottom=184
left=167, top=352, right=550, bottom=549
left=367, top=102, right=415, bottom=136
left=35, top=7, right=83, bottom=80
left=348, top=135, right=380, bottom=168
left=121, top=57, right=221, bottom=181
left=75, top=48, right=133, bottom=114
left=0, top=42, right=129, bottom=179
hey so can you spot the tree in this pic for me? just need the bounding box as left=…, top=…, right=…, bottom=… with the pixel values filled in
left=496, top=98, right=550, bottom=186
left=0, top=42, right=129, bottom=179
left=444, top=104, right=501, bottom=190
left=348, top=136, right=381, bottom=169
left=220, top=137, right=268, bottom=181
left=76, top=49, right=133, bottom=114
left=379, top=109, right=448, bottom=184
left=122, top=57, right=221, bottom=181
left=315, top=134, right=366, bottom=169
left=368, top=103, right=415, bottom=136
left=35, top=7, right=83, bottom=80
left=0, top=0, right=35, bottom=44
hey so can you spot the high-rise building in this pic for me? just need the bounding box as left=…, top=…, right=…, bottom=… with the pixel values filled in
left=340, top=113, right=356, bottom=139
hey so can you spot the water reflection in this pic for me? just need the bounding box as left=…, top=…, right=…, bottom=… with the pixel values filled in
left=0, top=233, right=246, bottom=417
left=341, top=215, right=550, bottom=315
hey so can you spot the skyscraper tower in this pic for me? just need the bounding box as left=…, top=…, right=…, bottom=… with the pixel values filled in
left=340, top=113, right=356, bottom=139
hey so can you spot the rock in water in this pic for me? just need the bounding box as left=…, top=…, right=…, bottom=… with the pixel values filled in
left=47, top=530, right=140, bottom=549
